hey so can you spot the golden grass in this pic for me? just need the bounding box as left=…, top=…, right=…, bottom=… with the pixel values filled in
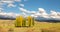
left=0, top=20, right=60, bottom=32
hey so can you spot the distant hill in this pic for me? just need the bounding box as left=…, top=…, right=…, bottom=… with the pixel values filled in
left=35, top=17, right=60, bottom=22
left=0, top=15, right=15, bottom=20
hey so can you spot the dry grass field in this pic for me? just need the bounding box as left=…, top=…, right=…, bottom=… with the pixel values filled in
left=0, top=19, right=60, bottom=32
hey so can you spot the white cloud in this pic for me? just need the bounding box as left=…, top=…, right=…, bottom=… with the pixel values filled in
left=19, top=8, right=30, bottom=13
left=34, top=12, right=40, bottom=16
left=31, top=12, right=41, bottom=17
left=50, top=10, right=57, bottom=16
left=0, top=0, right=15, bottom=8
left=38, top=8, right=49, bottom=18
left=31, top=14, right=34, bottom=17
left=15, top=0, right=21, bottom=2
left=0, top=12, right=20, bottom=18
left=19, top=8, right=37, bottom=17
left=22, top=12, right=26, bottom=15
left=19, top=8, right=27, bottom=12
left=30, top=11, right=36, bottom=14
left=0, top=0, right=14, bottom=3
left=19, top=8, right=37, bottom=14
left=8, top=3, right=16, bottom=7
left=19, top=8, right=48, bottom=18
left=20, top=4, right=24, bottom=7
left=0, top=8, right=3, bottom=12
left=15, top=13, right=20, bottom=16
left=0, top=0, right=21, bottom=3
left=0, top=0, right=16, bottom=8
left=38, top=8, right=46, bottom=13
left=50, top=10, right=60, bottom=18
left=19, top=7, right=60, bottom=19
left=22, top=12, right=28, bottom=17
left=38, top=8, right=48, bottom=15
left=0, top=8, right=20, bottom=18
left=57, top=12, right=60, bottom=16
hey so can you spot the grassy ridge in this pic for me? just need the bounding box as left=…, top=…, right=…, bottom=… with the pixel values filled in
left=0, top=20, right=60, bottom=32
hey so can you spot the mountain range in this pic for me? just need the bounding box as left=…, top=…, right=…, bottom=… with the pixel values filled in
left=0, top=14, right=60, bottom=22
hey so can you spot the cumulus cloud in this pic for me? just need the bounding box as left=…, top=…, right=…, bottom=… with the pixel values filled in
left=50, top=10, right=57, bottom=16
left=31, top=12, right=41, bottom=18
left=50, top=10, right=60, bottom=18
left=19, top=8, right=40, bottom=17
left=8, top=3, right=16, bottom=7
left=57, top=12, right=60, bottom=16
left=38, top=8, right=48, bottom=15
left=38, top=8, right=60, bottom=18
left=19, top=8, right=30, bottom=13
left=0, top=0, right=21, bottom=3
left=20, top=4, right=24, bottom=7
left=19, top=8, right=27, bottom=12
left=30, top=11, right=36, bottom=14
left=19, top=8, right=38, bottom=17
left=38, top=8, right=46, bottom=13
left=0, top=0, right=14, bottom=3
left=19, top=8, right=40, bottom=16
left=19, top=8, right=37, bottom=14
left=38, top=8, right=49, bottom=18
left=15, top=0, right=21, bottom=2
left=0, top=8, right=3, bottom=12
left=22, top=12, right=26, bottom=15
left=19, top=7, right=60, bottom=19
left=0, top=0, right=15, bottom=8
left=0, top=12, right=20, bottom=18
left=22, top=12, right=28, bottom=17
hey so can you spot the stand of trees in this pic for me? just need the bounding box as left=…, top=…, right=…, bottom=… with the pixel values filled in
left=15, top=16, right=34, bottom=27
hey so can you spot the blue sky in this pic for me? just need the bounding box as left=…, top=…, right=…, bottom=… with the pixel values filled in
left=0, top=0, right=60, bottom=19
left=1, top=0, right=60, bottom=14
left=24, top=0, right=60, bottom=13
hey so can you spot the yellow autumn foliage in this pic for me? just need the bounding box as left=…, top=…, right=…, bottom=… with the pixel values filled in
left=15, top=16, right=34, bottom=27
